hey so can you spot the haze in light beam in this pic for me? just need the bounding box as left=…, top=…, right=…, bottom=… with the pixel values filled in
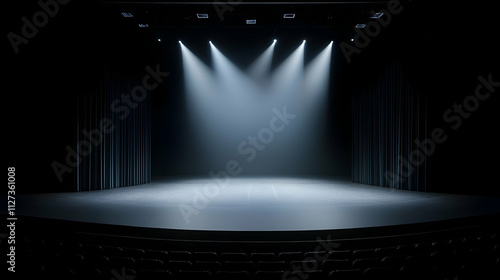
left=304, top=41, right=334, bottom=107
left=179, top=42, right=216, bottom=100
left=209, top=42, right=270, bottom=128
left=268, top=41, right=305, bottom=107
left=300, top=41, right=334, bottom=157
left=179, top=40, right=335, bottom=175
left=247, top=42, right=276, bottom=86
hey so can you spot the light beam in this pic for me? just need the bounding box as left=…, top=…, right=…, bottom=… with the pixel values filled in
left=247, top=41, right=276, bottom=86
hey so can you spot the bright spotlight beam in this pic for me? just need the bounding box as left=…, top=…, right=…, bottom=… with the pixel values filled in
left=268, top=41, right=305, bottom=102
left=209, top=42, right=263, bottom=96
left=179, top=42, right=216, bottom=101
left=178, top=38, right=336, bottom=176
left=303, top=41, right=334, bottom=107
left=210, top=42, right=249, bottom=90
left=209, top=41, right=268, bottom=128
left=247, top=41, right=276, bottom=86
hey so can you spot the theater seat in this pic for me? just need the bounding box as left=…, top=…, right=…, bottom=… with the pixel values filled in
left=138, top=258, right=164, bottom=270
left=220, top=252, right=249, bottom=261
left=194, top=251, right=218, bottom=261
left=254, top=270, right=285, bottom=280
left=136, top=269, right=174, bottom=280
left=290, top=270, right=325, bottom=280
left=215, top=270, right=251, bottom=280
left=123, top=247, right=145, bottom=259
left=329, top=269, right=364, bottom=280
left=250, top=253, right=276, bottom=262
left=109, top=256, right=136, bottom=269
left=277, top=252, right=303, bottom=262
left=222, top=260, right=255, bottom=271
left=169, top=250, right=192, bottom=261
left=257, top=261, right=286, bottom=271
left=321, top=259, right=352, bottom=271
left=144, top=249, right=169, bottom=260
left=363, top=266, right=398, bottom=278
left=290, top=260, right=320, bottom=272
left=328, top=250, right=352, bottom=259
left=166, top=260, right=193, bottom=272
left=193, top=260, right=222, bottom=272
left=352, top=258, right=381, bottom=269
left=177, top=270, right=212, bottom=280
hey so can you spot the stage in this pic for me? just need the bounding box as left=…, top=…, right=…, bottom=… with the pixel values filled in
left=9, top=177, right=500, bottom=232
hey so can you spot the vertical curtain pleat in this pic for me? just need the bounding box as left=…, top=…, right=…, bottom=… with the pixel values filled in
left=74, top=64, right=151, bottom=191
left=352, top=60, right=428, bottom=191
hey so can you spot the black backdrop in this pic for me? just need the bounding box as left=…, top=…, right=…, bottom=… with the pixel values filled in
left=5, top=0, right=498, bottom=196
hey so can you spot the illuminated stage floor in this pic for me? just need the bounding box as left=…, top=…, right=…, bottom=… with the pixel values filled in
left=12, top=177, right=500, bottom=231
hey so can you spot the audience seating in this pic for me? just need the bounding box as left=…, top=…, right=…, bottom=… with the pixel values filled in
left=5, top=220, right=500, bottom=280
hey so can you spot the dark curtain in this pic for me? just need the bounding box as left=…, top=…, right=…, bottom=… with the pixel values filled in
left=74, top=64, right=151, bottom=191
left=352, top=60, right=429, bottom=191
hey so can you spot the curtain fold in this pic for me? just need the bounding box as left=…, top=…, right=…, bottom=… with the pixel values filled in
left=74, top=64, right=151, bottom=191
left=352, top=60, right=429, bottom=191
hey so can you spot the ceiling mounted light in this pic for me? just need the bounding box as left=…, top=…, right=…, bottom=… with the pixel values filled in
left=196, top=13, right=208, bottom=19
left=121, top=12, right=134, bottom=18
left=370, top=12, right=384, bottom=18
left=283, top=13, right=295, bottom=19
left=246, top=19, right=256, bottom=24
left=138, top=23, right=149, bottom=28
left=355, top=24, right=366, bottom=28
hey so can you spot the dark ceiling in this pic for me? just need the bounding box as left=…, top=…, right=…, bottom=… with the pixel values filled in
left=99, top=0, right=391, bottom=42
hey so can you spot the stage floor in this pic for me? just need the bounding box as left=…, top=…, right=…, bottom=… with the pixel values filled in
left=9, top=177, right=500, bottom=231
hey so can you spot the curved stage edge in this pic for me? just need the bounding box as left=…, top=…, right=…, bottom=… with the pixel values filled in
left=3, top=176, right=500, bottom=241
left=3, top=177, right=500, bottom=280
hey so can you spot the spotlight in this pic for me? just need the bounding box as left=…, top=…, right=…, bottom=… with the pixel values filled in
left=179, top=40, right=182, bottom=44
left=370, top=12, right=384, bottom=18
left=246, top=19, right=256, bottom=24
left=196, top=13, right=209, bottom=19
left=157, top=38, right=161, bottom=42
left=209, top=41, right=212, bottom=44
left=273, top=39, right=277, bottom=43
left=303, top=40, right=306, bottom=43
left=350, top=38, right=354, bottom=42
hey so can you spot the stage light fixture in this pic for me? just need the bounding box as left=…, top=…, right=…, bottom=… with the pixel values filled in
left=197, top=13, right=209, bottom=19
left=283, top=13, right=295, bottom=18
left=303, top=40, right=306, bottom=43
left=121, top=12, right=133, bottom=18
left=370, top=12, right=384, bottom=18
left=355, top=24, right=366, bottom=28
left=273, top=39, right=277, bottom=43
left=138, top=23, right=149, bottom=28
left=246, top=19, right=256, bottom=24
